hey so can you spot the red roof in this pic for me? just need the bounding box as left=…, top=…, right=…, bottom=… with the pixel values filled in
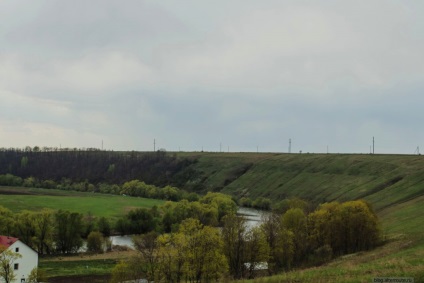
left=0, top=236, right=18, bottom=249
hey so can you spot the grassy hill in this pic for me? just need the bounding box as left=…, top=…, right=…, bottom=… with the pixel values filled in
left=180, top=152, right=423, bottom=209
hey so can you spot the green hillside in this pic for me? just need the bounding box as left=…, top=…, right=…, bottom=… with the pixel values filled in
left=181, top=153, right=423, bottom=209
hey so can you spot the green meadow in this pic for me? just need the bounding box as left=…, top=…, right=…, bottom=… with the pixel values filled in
left=0, top=186, right=164, bottom=220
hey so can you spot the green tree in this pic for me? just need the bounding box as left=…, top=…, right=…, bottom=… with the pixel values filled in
left=178, top=218, right=227, bottom=282
left=97, top=217, right=111, bottom=237
left=33, top=209, right=55, bottom=255
left=221, top=214, right=247, bottom=279
left=54, top=210, right=84, bottom=254
left=87, top=231, right=104, bottom=253
left=15, top=211, right=37, bottom=249
left=28, top=267, right=48, bottom=283
left=200, top=192, right=237, bottom=222
left=307, top=200, right=381, bottom=256
left=127, top=208, right=156, bottom=234
left=260, top=213, right=294, bottom=272
left=133, top=232, right=160, bottom=282
left=157, top=233, right=186, bottom=282
left=281, top=208, right=308, bottom=264
left=110, top=261, right=130, bottom=283
left=0, top=206, right=14, bottom=236
left=0, top=246, right=22, bottom=283
left=244, top=227, right=270, bottom=279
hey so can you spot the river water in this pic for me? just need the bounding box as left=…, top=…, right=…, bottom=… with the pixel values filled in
left=109, top=207, right=266, bottom=249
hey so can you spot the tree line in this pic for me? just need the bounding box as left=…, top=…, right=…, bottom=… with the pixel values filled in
left=111, top=199, right=382, bottom=282
left=0, top=174, right=199, bottom=202
left=0, top=192, right=237, bottom=256
left=0, top=149, right=200, bottom=189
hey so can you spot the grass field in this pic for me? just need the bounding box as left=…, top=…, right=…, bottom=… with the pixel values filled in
left=0, top=186, right=164, bottom=220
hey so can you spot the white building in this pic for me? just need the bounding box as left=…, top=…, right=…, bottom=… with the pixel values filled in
left=0, top=236, right=38, bottom=283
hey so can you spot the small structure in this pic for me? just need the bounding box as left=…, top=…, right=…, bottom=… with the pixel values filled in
left=0, top=236, right=38, bottom=283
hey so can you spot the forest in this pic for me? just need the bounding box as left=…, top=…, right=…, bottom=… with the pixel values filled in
left=0, top=148, right=198, bottom=189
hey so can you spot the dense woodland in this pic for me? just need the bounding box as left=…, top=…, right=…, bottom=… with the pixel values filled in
left=0, top=148, right=199, bottom=189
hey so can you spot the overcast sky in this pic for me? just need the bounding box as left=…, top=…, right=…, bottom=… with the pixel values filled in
left=1, top=1, right=423, bottom=154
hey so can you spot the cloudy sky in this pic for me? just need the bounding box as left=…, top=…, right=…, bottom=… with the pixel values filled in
left=1, top=1, right=423, bottom=154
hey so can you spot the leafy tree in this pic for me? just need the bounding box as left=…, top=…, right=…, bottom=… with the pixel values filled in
left=244, top=227, right=270, bottom=279
left=239, top=197, right=252, bottom=207
left=0, top=246, right=22, bottom=283
left=15, top=211, right=37, bottom=249
left=200, top=192, right=237, bottom=222
left=252, top=197, right=272, bottom=210
left=273, top=197, right=310, bottom=214
left=33, top=209, right=55, bottom=255
left=0, top=206, right=14, bottom=236
left=133, top=232, right=160, bottom=282
left=54, top=210, right=84, bottom=254
left=221, top=214, right=247, bottom=279
left=97, top=217, right=111, bottom=237
left=178, top=218, right=227, bottom=282
left=157, top=233, right=186, bottom=282
left=127, top=208, right=156, bottom=234
left=307, top=200, right=381, bottom=256
left=87, top=231, right=104, bottom=253
left=110, top=261, right=130, bottom=283
left=281, top=208, right=308, bottom=264
left=260, top=213, right=294, bottom=272
left=28, top=267, right=48, bottom=283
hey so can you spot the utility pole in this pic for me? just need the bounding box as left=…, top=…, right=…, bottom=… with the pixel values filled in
left=154, top=139, right=156, bottom=152
left=289, top=138, right=292, bottom=154
left=373, top=136, right=375, bottom=154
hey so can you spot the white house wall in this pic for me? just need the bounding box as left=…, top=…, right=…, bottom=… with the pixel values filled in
left=8, top=241, right=38, bottom=283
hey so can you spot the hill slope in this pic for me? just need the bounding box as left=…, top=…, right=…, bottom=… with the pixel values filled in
left=180, top=152, right=424, bottom=210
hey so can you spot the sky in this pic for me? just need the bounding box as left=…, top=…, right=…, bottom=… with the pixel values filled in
left=1, top=0, right=424, bottom=154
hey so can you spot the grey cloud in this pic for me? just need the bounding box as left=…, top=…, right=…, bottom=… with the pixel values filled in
left=0, top=1, right=423, bottom=153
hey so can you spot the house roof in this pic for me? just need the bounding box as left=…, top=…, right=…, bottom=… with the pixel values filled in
left=0, top=236, right=18, bottom=249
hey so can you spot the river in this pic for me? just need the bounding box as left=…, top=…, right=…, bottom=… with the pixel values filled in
left=109, top=207, right=266, bottom=249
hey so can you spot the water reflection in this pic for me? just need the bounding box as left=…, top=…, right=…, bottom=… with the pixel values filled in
left=237, top=207, right=268, bottom=230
